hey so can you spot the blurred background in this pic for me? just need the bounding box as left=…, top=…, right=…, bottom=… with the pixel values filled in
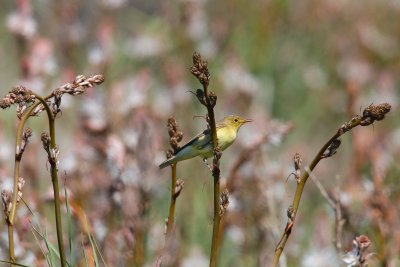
left=0, top=0, right=399, bottom=266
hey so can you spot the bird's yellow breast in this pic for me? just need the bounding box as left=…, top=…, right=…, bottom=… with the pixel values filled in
left=216, top=126, right=237, bottom=150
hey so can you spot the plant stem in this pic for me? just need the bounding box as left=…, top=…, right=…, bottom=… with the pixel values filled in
left=133, top=223, right=145, bottom=267
left=9, top=95, right=67, bottom=267
left=271, top=118, right=362, bottom=267
left=35, top=95, right=67, bottom=267
left=7, top=225, right=14, bottom=265
left=4, top=76, right=104, bottom=265
left=209, top=168, right=221, bottom=267
left=51, top=152, right=67, bottom=267
left=191, top=52, right=221, bottom=267
left=166, top=163, right=177, bottom=236
left=9, top=92, right=55, bottom=225
left=202, top=80, right=220, bottom=267
left=8, top=102, right=40, bottom=264
left=9, top=104, right=39, bottom=224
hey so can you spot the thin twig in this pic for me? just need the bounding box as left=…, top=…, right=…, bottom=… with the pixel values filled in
left=306, top=167, right=336, bottom=208
left=306, top=168, right=345, bottom=251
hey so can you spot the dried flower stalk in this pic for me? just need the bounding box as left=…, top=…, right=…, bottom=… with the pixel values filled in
left=191, top=51, right=222, bottom=267
left=272, top=103, right=391, bottom=267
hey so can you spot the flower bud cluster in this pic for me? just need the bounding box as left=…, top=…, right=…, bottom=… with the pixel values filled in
left=0, top=86, right=35, bottom=110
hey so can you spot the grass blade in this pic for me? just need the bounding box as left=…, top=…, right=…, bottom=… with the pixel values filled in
left=64, top=183, right=73, bottom=265
left=0, top=260, right=31, bottom=267
left=81, top=233, right=89, bottom=266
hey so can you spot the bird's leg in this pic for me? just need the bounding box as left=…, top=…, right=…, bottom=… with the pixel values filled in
left=203, top=158, right=223, bottom=180
left=203, top=158, right=213, bottom=172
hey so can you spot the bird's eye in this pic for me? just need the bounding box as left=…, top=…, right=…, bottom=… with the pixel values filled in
left=234, top=118, right=238, bottom=122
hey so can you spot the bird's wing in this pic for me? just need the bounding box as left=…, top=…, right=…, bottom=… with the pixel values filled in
left=174, top=122, right=227, bottom=155
left=174, top=128, right=212, bottom=154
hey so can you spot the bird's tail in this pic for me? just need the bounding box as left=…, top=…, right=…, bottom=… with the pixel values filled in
left=159, top=156, right=176, bottom=169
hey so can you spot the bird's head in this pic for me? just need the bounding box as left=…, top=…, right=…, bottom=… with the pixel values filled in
left=223, top=115, right=252, bottom=132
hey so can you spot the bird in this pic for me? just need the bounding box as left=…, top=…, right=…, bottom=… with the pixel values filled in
left=159, top=115, right=251, bottom=169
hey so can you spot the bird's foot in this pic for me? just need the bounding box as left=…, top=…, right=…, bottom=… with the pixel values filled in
left=212, top=164, right=220, bottom=176
left=203, top=158, right=213, bottom=172
left=203, top=158, right=222, bottom=177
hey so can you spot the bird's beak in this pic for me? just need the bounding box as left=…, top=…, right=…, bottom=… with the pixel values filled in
left=244, top=119, right=252, bottom=123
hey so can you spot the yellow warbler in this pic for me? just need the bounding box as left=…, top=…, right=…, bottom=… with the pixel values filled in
left=159, top=115, right=251, bottom=169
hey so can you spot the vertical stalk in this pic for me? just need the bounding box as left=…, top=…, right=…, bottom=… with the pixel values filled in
left=36, top=95, right=67, bottom=267
left=133, top=224, right=145, bottom=267
left=7, top=225, right=15, bottom=264
left=202, top=74, right=220, bottom=267
left=133, top=189, right=149, bottom=267
left=190, top=52, right=221, bottom=267
left=166, top=164, right=177, bottom=236
left=9, top=105, right=39, bottom=223
left=207, top=102, right=221, bottom=267
left=50, top=137, right=67, bottom=267
left=8, top=103, right=40, bottom=264
left=8, top=93, right=56, bottom=224
left=209, top=169, right=221, bottom=267
left=159, top=116, right=183, bottom=267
